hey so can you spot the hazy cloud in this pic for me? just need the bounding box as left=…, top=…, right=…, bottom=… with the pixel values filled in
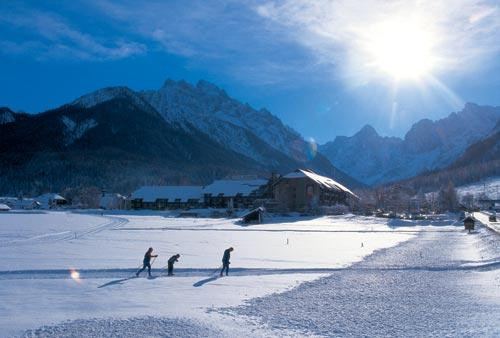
left=0, top=8, right=147, bottom=60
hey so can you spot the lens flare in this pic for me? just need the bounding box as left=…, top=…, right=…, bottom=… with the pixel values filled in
left=69, top=268, right=81, bottom=283
left=306, top=137, right=317, bottom=160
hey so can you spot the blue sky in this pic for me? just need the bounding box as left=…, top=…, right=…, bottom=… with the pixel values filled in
left=1, top=0, right=500, bottom=144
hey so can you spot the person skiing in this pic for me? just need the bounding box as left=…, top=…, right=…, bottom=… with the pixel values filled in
left=220, top=247, right=234, bottom=277
left=136, top=247, right=158, bottom=277
left=167, top=254, right=180, bottom=276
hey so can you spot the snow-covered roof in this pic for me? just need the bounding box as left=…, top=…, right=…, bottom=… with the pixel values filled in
left=35, top=193, right=67, bottom=208
left=0, top=203, right=11, bottom=211
left=101, top=193, right=125, bottom=199
left=283, top=169, right=357, bottom=197
left=203, top=179, right=267, bottom=197
left=36, top=193, right=66, bottom=201
left=131, top=186, right=203, bottom=202
left=0, top=197, right=40, bottom=209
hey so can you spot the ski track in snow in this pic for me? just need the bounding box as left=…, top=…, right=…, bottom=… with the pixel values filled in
left=2, top=262, right=499, bottom=282
left=223, top=226, right=500, bottom=337
left=2, top=214, right=128, bottom=246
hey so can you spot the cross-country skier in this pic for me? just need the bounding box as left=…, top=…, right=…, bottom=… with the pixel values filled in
left=220, top=247, right=234, bottom=277
left=136, top=247, right=158, bottom=277
left=167, top=254, right=180, bottom=276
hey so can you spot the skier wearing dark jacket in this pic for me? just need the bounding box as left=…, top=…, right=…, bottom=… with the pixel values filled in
left=167, top=254, right=180, bottom=276
left=220, top=247, right=234, bottom=276
left=136, top=247, right=158, bottom=277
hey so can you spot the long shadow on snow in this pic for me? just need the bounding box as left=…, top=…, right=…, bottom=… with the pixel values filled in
left=2, top=261, right=499, bottom=282
left=193, top=276, right=220, bottom=287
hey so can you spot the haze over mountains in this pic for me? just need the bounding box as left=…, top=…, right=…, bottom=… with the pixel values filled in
left=319, top=103, right=500, bottom=185
left=0, top=79, right=359, bottom=195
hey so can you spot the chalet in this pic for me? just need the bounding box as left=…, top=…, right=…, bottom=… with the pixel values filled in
left=35, top=193, right=67, bottom=209
left=203, top=179, right=268, bottom=209
left=273, top=169, right=357, bottom=212
left=131, top=186, right=203, bottom=210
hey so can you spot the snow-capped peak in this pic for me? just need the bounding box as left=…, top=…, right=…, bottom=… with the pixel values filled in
left=0, top=107, right=15, bottom=125
left=196, top=80, right=228, bottom=98
left=71, top=86, right=152, bottom=112
left=141, top=78, right=311, bottom=163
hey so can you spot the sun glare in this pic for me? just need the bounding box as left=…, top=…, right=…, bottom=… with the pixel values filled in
left=70, top=268, right=81, bottom=283
left=364, top=20, right=435, bottom=80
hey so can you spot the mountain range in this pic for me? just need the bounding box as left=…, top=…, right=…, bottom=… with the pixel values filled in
left=0, top=80, right=360, bottom=196
left=391, top=120, right=499, bottom=192
left=319, top=103, right=500, bottom=186
left=1, top=79, right=498, bottom=196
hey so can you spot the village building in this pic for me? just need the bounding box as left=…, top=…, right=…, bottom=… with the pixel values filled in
left=0, top=197, right=41, bottom=210
left=0, top=203, right=11, bottom=212
left=273, top=169, right=357, bottom=212
left=35, top=193, right=67, bottom=209
left=130, top=186, right=203, bottom=210
left=99, top=193, right=127, bottom=210
left=203, top=179, right=268, bottom=209
left=129, top=179, right=269, bottom=210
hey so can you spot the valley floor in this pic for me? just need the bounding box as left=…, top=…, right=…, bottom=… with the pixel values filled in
left=0, top=211, right=498, bottom=336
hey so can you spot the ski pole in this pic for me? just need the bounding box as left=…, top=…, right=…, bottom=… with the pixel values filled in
left=132, top=262, right=143, bottom=277
left=212, top=265, right=222, bottom=276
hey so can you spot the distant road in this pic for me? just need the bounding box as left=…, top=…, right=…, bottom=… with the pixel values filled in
left=476, top=211, right=500, bottom=233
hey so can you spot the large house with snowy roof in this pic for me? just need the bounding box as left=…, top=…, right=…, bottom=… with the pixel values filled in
left=130, top=179, right=268, bottom=210
left=129, top=171, right=356, bottom=212
left=273, top=169, right=357, bottom=212
left=131, top=186, right=204, bottom=209
left=203, top=179, right=268, bottom=209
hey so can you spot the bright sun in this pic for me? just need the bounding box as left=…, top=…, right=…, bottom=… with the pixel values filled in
left=364, top=20, right=435, bottom=80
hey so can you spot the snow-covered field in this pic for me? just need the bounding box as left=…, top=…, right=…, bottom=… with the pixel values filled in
left=0, top=211, right=484, bottom=336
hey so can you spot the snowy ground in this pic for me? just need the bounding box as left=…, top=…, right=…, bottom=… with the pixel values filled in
left=225, top=220, right=500, bottom=337
left=0, top=211, right=496, bottom=336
